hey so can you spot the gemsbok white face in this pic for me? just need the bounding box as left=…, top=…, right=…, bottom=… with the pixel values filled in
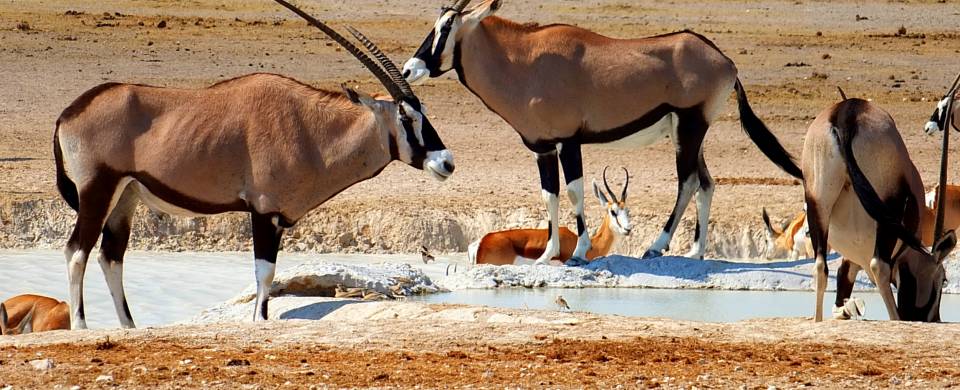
left=403, top=0, right=500, bottom=84
left=925, top=73, right=960, bottom=135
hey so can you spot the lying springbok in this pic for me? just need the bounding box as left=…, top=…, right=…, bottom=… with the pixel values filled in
left=0, top=295, right=70, bottom=335
left=924, top=73, right=960, bottom=135
left=402, top=0, right=802, bottom=263
left=469, top=167, right=631, bottom=265
left=761, top=208, right=812, bottom=260
left=54, top=0, right=454, bottom=328
left=797, top=97, right=955, bottom=322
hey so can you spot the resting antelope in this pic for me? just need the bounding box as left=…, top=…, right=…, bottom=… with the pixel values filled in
left=469, top=167, right=631, bottom=265
left=761, top=208, right=812, bottom=260
left=795, top=97, right=955, bottom=322
left=53, top=0, right=454, bottom=328
left=402, top=0, right=801, bottom=263
left=0, top=295, right=70, bottom=335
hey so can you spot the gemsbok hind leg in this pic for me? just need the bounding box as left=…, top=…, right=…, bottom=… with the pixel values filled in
left=97, top=185, right=138, bottom=328
left=644, top=109, right=708, bottom=259
left=870, top=228, right=901, bottom=320
left=833, top=259, right=862, bottom=319
left=250, top=213, right=284, bottom=321
left=805, top=194, right=836, bottom=322
left=686, top=152, right=715, bottom=259
left=533, top=149, right=562, bottom=265
left=559, top=142, right=591, bottom=263
left=65, top=175, right=124, bottom=329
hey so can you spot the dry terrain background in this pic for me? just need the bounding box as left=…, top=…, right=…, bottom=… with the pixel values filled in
left=0, top=0, right=958, bottom=257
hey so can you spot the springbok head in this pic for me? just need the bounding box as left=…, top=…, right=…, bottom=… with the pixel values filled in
left=403, top=0, right=501, bottom=84
left=894, top=230, right=956, bottom=321
left=592, top=167, right=632, bottom=236
left=274, top=0, right=455, bottom=180
left=0, top=303, right=34, bottom=335
left=924, top=73, right=960, bottom=135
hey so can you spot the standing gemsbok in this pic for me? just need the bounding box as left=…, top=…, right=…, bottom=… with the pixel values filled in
left=54, top=0, right=454, bottom=329
left=402, top=0, right=801, bottom=263
left=924, top=73, right=960, bottom=135
left=800, top=97, right=955, bottom=322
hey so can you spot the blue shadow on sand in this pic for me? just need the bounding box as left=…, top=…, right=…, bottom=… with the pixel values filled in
left=278, top=300, right=365, bottom=320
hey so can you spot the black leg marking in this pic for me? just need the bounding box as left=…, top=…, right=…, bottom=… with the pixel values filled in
left=576, top=216, right=586, bottom=237
left=536, top=150, right=560, bottom=196
left=251, top=212, right=284, bottom=320
left=834, top=260, right=856, bottom=308
left=558, top=142, right=583, bottom=186
left=662, top=107, right=709, bottom=238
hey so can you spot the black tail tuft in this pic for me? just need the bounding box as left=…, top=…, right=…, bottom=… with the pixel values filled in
left=53, top=121, right=79, bottom=211
left=831, top=104, right=928, bottom=254
left=734, top=79, right=803, bottom=179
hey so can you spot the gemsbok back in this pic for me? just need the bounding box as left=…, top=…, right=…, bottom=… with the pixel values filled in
left=469, top=167, right=631, bottom=265
left=1, top=295, right=70, bottom=335
left=800, top=97, right=955, bottom=322
left=402, top=0, right=802, bottom=263
left=53, top=0, right=454, bottom=328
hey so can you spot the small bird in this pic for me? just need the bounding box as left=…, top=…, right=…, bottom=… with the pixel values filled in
left=420, top=246, right=436, bottom=264
left=555, top=295, right=571, bottom=311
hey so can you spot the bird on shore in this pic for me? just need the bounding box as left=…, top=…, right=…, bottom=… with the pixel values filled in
left=555, top=295, right=571, bottom=311
left=420, top=246, right=435, bottom=264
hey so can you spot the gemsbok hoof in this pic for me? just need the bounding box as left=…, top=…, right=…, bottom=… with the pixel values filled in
left=642, top=250, right=663, bottom=259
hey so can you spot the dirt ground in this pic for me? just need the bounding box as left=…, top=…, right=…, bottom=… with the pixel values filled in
left=1, top=0, right=959, bottom=255
left=2, top=303, right=960, bottom=388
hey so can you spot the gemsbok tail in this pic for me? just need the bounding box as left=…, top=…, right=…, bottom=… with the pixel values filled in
left=734, top=79, right=803, bottom=179
left=53, top=121, right=79, bottom=211
left=832, top=100, right=928, bottom=253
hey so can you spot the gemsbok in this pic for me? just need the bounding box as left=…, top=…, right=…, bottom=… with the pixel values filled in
left=0, top=295, right=70, bottom=335
left=53, top=0, right=454, bottom=328
left=798, top=97, right=955, bottom=322
left=402, top=0, right=802, bottom=263
left=469, top=167, right=631, bottom=265
left=761, top=208, right=812, bottom=260
left=924, top=73, right=960, bottom=135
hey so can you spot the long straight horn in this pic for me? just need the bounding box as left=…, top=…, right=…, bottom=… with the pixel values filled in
left=272, top=0, right=405, bottom=100
left=948, top=72, right=960, bottom=96
left=620, top=167, right=630, bottom=202
left=344, top=26, right=414, bottom=98
left=602, top=166, right=619, bottom=204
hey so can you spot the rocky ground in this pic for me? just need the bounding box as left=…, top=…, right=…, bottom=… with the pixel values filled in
left=0, top=0, right=958, bottom=257
left=2, top=302, right=960, bottom=388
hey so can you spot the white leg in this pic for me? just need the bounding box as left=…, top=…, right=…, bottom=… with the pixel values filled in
left=535, top=190, right=561, bottom=265
left=870, top=257, right=900, bottom=321
left=566, top=178, right=591, bottom=260
left=98, top=255, right=135, bottom=328
left=684, top=179, right=713, bottom=259
left=66, top=248, right=89, bottom=330
left=253, top=258, right=276, bottom=321
left=813, top=254, right=827, bottom=322
left=645, top=175, right=698, bottom=258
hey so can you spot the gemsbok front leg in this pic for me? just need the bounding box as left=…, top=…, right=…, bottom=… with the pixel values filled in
left=534, top=149, right=561, bottom=265
left=559, top=142, right=591, bottom=263
left=97, top=185, right=138, bottom=328
left=251, top=213, right=284, bottom=321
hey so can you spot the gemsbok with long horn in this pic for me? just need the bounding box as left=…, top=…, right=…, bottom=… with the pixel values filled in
left=800, top=97, right=955, bottom=322
left=402, top=0, right=802, bottom=263
left=469, top=167, right=631, bottom=265
left=53, top=0, right=454, bottom=329
left=924, top=72, right=960, bottom=135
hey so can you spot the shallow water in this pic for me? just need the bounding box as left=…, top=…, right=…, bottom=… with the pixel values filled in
left=410, top=288, right=960, bottom=322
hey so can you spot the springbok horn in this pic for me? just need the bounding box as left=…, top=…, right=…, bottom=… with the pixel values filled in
left=452, top=0, right=472, bottom=13
left=344, top=26, right=415, bottom=98
left=273, top=0, right=406, bottom=101
left=620, top=167, right=629, bottom=202
left=603, top=166, right=619, bottom=204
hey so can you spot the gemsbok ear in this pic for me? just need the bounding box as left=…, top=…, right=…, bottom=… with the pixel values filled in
left=935, top=230, right=957, bottom=263
left=15, top=306, right=35, bottom=335
left=593, top=179, right=609, bottom=207
left=340, top=84, right=377, bottom=107
left=463, top=0, right=502, bottom=26
left=0, top=303, right=8, bottom=335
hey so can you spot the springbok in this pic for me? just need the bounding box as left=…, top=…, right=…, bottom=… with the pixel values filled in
left=53, top=0, right=454, bottom=328
left=761, top=208, right=812, bottom=260
left=924, top=73, right=960, bottom=135
left=402, top=0, right=802, bottom=263
left=0, top=295, right=70, bottom=335
left=798, top=97, right=955, bottom=322
left=468, top=167, right=631, bottom=265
